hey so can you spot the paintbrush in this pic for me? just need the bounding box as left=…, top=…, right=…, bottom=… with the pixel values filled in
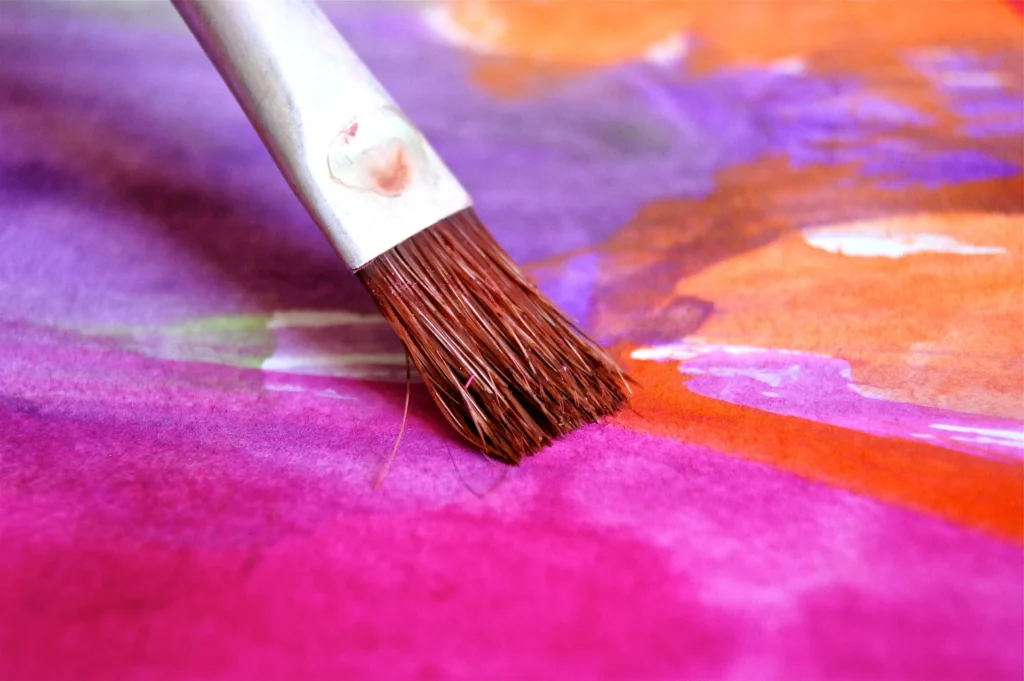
left=170, top=0, right=630, bottom=464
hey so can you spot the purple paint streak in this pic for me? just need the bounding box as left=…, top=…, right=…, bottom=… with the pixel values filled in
left=908, top=48, right=1024, bottom=135
left=634, top=342, right=1024, bottom=461
left=626, top=61, right=1020, bottom=188
left=531, top=253, right=600, bottom=324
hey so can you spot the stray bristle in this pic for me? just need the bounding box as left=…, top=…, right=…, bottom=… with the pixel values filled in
left=356, top=208, right=631, bottom=464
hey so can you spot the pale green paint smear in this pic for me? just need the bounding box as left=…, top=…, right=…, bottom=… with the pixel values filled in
left=166, top=314, right=272, bottom=335
left=71, top=309, right=405, bottom=378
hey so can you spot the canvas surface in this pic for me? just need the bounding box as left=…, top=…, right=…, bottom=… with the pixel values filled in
left=1, top=2, right=1022, bottom=679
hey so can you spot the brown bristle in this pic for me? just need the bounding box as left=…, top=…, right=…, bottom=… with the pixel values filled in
left=356, top=208, right=631, bottom=464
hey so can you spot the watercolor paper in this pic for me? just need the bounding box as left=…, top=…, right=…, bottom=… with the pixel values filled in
left=1, top=2, right=1021, bottom=679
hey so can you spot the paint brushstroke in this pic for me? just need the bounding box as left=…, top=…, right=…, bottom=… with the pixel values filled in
left=633, top=339, right=1024, bottom=462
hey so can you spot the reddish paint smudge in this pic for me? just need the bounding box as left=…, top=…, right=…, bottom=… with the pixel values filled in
left=340, top=121, right=359, bottom=142
left=371, top=146, right=411, bottom=196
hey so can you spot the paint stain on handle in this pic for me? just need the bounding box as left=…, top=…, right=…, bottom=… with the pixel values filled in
left=327, top=112, right=420, bottom=197
left=368, top=144, right=412, bottom=196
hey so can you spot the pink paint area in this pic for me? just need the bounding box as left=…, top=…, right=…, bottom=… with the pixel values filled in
left=8, top=326, right=1018, bottom=666
left=1, top=326, right=1022, bottom=680
left=632, top=342, right=1024, bottom=461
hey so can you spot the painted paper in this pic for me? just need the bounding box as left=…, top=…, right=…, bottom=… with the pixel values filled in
left=1, top=2, right=1022, bottom=679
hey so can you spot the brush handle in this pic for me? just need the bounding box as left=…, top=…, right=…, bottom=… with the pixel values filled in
left=170, top=0, right=472, bottom=268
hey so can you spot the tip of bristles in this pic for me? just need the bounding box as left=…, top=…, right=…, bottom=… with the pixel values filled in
left=356, top=207, right=631, bottom=464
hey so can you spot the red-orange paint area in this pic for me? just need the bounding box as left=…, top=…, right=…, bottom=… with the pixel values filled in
left=612, top=348, right=1024, bottom=541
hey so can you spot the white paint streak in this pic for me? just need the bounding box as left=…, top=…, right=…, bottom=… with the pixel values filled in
left=802, top=224, right=1003, bottom=256
left=631, top=339, right=810, bottom=362
left=770, top=56, right=806, bottom=75
left=930, top=423, right=1024, bottom=448
left=421, top=5, right=503, bottom=55
left=803, top=227, right=1006, bottom=258
left=262, top=353, right=407, bottom=372
left=631, top=345, right=702, bottom=362
left=424, top=4, right=688, bottom=66
left=267, top=310, right=386, bottom=329
left=643, top=33, right=689, bottom=65
left=633, top=341, right=814, bottom=388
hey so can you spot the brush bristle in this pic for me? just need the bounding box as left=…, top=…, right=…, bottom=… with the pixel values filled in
left=356, top=208, right=631, bottom=464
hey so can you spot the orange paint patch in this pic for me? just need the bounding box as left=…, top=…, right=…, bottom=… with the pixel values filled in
left=673, top=211, right=1023, bottom=419
left=432, top=0, right=689, bottom=98
left=433, top=0, right=1022, bottom=97
left=592, top=176, right=1022, bottom=536
left=676, top=0, right=1022, bottom=70
left=614, top=350, right=1024, bottom=541
left=540, top=163, right=1022, bottom=536
left=536, top=158, right=1022, bottom=422
left=439, top=0, right=690, bottom=66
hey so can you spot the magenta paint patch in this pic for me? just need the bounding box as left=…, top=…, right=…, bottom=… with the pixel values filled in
left=1, top=332, right=1021, bottom=680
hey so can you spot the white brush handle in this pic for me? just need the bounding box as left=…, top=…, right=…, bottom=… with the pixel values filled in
left=171, top=0, right=472, bottom=268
